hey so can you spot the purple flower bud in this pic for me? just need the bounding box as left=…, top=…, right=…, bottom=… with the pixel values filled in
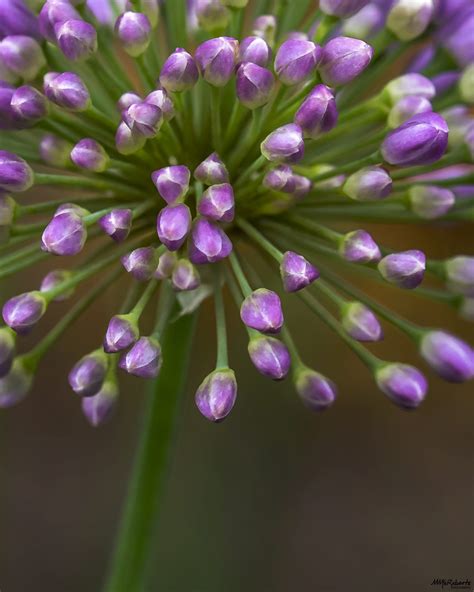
left=0, top=82, right=15, bottom=129
left=340, top=229, right=381, bottom=263
left=240, top=288, right=284, bottom=334
left=41, top=210, right=87, bottom=256
left=54, top=202, right=89, bottom=217
left=409, top=185, right=455, bottom=219
left=319, top=37, right=373, bottom=86
left=119, top=336, right=162, bottom=378
left=171, top=258, right=201, bottom=291
left=44, top=71, right=91, bottom=111
left=274, top=39, right=321, bottom=86
left=263, top=165, right=296, bottom=193
left=248, top=335, right=290, bottom=380
left=99, top=208, right=132, bottom=242
left=420, top=331, right=474, bottom=383
left=388, top=95, right=432, bottom=128
left=384, top=73, right=436, bottom=105
left=2, top=291, right=47, bottom=335
left=195, top=0, right=230, bottom=32
left=195, top=368, right=237, bottom=422
left=55, top=19, right=97, bottom=61
left=236, top=62, right=275, bottom=109
left=294, top=84, right=338, bottom=139
left=342, top=4, right=384, bottom=38
left=70, top=138, right=109, bottom=172
left=320, top=0, right=370, bottom=17
left=0, top=0, right=40, bottom=41
left=261, top=123, right=304, bottom=163
left=103, top=314, right=139, bottom=353
left=0, top=358, right=33, bottom=408
left=195, top=36, right=239, bottom=87
left=239, top=36, right=271, bottom=67
left=375, top=363, right=427, bottom=409
left=81, top=381, right=118, bottom=426
left=40, top=133, right=72, bottom=167
left=381, top=112, right=449, bottom=167
left=115, top=11, right=151, bottom=57
left=154, top=250, right=177, bottom=279
left=432, top=72, right=460, bottom=96
left=39, top=1, right=80, bottom=43
left=445, top=256, right=474, bottom=297
left=194, top=152, right=229, bottom=185
left=123, top=101, right=163, bottom=137
left=10, top=85, right=48, bottom=125
left=0, top=150, right=33, bottom=192
left=294, top=366, right=337, bottom=411
left=40, top=269, right=74, bottom=301
left=115, top=121, right=146, bottom=155
left=441, top=106, right=471, bottom=148
left=0, top=327, right=15, bottom=378
left=343, top=166, right=392, bottom=201
left=198, top=183, right=234, bottom=221
left=280, top=251, right=319, bottom=292
left=145, top=89, right=175, bottom=121
left=378, top=250, right=426, bottom=289
left=188, top=218, right=233, bottom=264
left=117, top=91, right=141, bottom=113
left=0, top=35, right=46, bottom=81
left=252, top=15, right=276, bottom=44
left=341, top=301, right=383, bottom=342
left=156, top=203, right=192, bottom=251
left=293, top=174, right=312, bottom=198
left=387, top=0, right=434, bottom=41
left=151, top=165, right=190, bottom=204
left=121, top=247, right=158, bottom=281
left=69, top=350, right=108, bottom=397
left=160, top=48, right=199, bottom=92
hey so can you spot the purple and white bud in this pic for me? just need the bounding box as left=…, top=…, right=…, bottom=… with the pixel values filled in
left=41, top=210, right=87, bottom=256
left=381, top=112, right=448, bottom=167
left=340, top=229, right=381, bottom=263
left=81, top=381, right=118, bottom=426
left=239, top=36, right=271, bottom=67
left=194, top=152, right=229, bottom=185
left=342, top=4, right=384, bottom=38
left=123, top=101, right=163, bottom=137
left=160, top=48, right=199, bottom=92
left=252, top=15, right=276, bottom=45
left=294, top=84, right=338, bottom=139
left=409, top=185, right=455, bottom=219
left=195, top=368, right=237, bottom=422
left=293, top=174, right=312, bottom=198
left=44, top=71, right=91, bottom=111
left=156, top=203, right=192, bottom=251
left=103, top=314, right=139, bottom=353
left=0, top=327, right=15, bottom=378
left=236, top=62, right=274, bottom=109
left=40, top=134, right=72, bottom=167
left=375, top=363, right=427, bottom=409
left=171, top=259, right=201, bottom=291
left=378, top=250, right=426, bottom=289
left=10, top=86, right=48, bottom=125
left=195, top=37, right=239, bottom=87
left=384, top=74, right=436, bottom=105
left=121, top=247, right=158, bottom=281
left=0, top=358, right=33, bottom=408
left=40, top=269, right=74, bottom=301
left=39, top=0, right=80, bottom=42
left=2, top=291, right=47, bottom=335
left=263, top=165, right=296, bottom=194
left=188, top=218, right=233, bottom=264
left=280, top=251, right=319, bottom=292
left=294, top=366, right=337, bottom=411
left=248, top=335, right=290, bottom=380
left=68, top=350, right=108, bottom=397
left=117, top=91, right=141, bottom=114
left=154, top=250, right=177, bottom=279
left=198, top=183, right=234, bottom=222
left=0, top=150, right=34, bottom=193
left=70, top=138, right=109, bottom=172
left=145, top=89, right=175, bottom=120
left=420, top=331, right=474, bottom=383
left=115, top=11, right=151, bottom=57
left=119, top=336, right=162, bottom=378
left=319, top=37, right=373, bottom=86
left=0, top=0, right=39, bottom=40
left=195, top=0, right=230, bottom=32
left=0, top=35, right=46, bottom=81
left=320, top=0, right=370, bottom=18
left=343, top=166, right=392, bottom=201
left=388, top=95, right=432, bottom=128
left=151, top=165, right=190, bottom=204
left=341, top=301, right=383, bottom=342
left=115, top=121, right=146, bottom=155
left=261, top=123, right=304, bottom=163
left=99, top=208, right=132, bottom=242
left=274, top=39, right=321, bottom=86
left=387, top=0, right=434, bottom=41
left=445, top=256, right=474, bottom=297
left=55, top=19, right=98, bottom=62
left=54, top=202, right=89, bottom=217
left=240, top=288, right=284, bottom=334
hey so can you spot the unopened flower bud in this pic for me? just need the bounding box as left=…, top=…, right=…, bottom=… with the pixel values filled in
left=384, top=73, right=436, bottom=105
left=319, top=37, right=373, bottom=86
left=55, top=18, right=98, bottom=61
left=294, top=366, right=337, bottom=411
left=68, top=349, right=108, bottom=397
left=117, top=92, right=141, bottom=113
left=409, top=185, right=455, bottom=219
left=445, top=256, right=474, bottom=297
left=274, top=39, right=321, bottom=86
left=103, top=314, right=139, bottom=353
left=99, top=208, right=132, bottom=242
left=40, top=269, right=74, bottom=301
left=70, top=138, right=109, bottom=172
left=294, top=84, right=338, bottom=138
left=41, top=210, right=87, bottom=256
left=261, top=123, right=304, bottom=163
left=340, top=229, right=381, bottom=263
left=154, top=250, right=177, bottom=279
left=2, top=290, right=47, bottom=334
left=420, top=331, right=474, bottom=383
left=0, top=82, right=15, bottom=128
left=239, top=36, right=271, bottom=67
left=81, top=381, right=118, bottom=426
left=375, top=363, right=427, bottom=409
left=171, top=259, right=201, bottom=291
left=0, top=327, right=16, bottom=378
left=156, top=203, right=192, bottom=251
left=387, top=0, right=434, bottom=42
left=115, top=11, right=151, bottom=57
left=236, top=62, right=274, bottom=109
left=293, top=174, right=312, bottom=198
left=378, top=250, right=426, bottom=289
left=10, top=86, right=48, bottom=125
left=123, top=101, right=163, bottom=137
left=248, top=335, right=290, bottom=380
left=195, top=368, right=237, bottom=422
left=343, top=166, right=392, bottom=201
left=341, top=301, right=383, bottom=342
left=40, top=134, right=72, bottom=167
left=44, top=71, right=91, bottom=111
left=160, top=48, right=199, bottom=92
left=115, top=121, right=146, bottom=155
left=320, top=0, right=370, bottom=17
left=280, top=251, right=319, bottom=292
left=252, top=14, right=276, bottom=44
left=121, top=247, right=158, bottom=281
left=342, top=4, right=383, bottom=38
left=39, top=0, right=80, bottom=43
left=195, top=0, right=230, bottom=32
left=0, top=150, right=34, bottom=193
left=189, top=218, right=233, bottom=264
left=195, top=36, right=239, bottom=87
left=0, top=358, right=33, bottom=408
left=390, top=94, right=433, bottom=130
left=119, top=336, right=162, bottom=378
left=151, top=165, right=190, bottom=204
left=194, top=152, right=229, bottom=185
left=0, top=35, right=46, bottom=81
left=198, top=183, right=235, bottom=222
left=263, top=165, right=296, bottom=193
left=240, top=288, right=284, bottom=334
left=145, top=89, right=175, bottom=120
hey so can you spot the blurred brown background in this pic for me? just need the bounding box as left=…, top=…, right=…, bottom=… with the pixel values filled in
left=1, top=222, right=473, bottom=592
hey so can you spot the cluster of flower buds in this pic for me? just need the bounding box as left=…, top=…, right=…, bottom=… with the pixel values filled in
left=0, top=0, right=473, bottom=428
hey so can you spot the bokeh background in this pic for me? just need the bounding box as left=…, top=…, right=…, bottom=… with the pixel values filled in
left=1, top=219, right=473, bottom=592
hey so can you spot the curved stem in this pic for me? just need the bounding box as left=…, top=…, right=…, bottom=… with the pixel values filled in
left=103, top=309, right=198, bottom=592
